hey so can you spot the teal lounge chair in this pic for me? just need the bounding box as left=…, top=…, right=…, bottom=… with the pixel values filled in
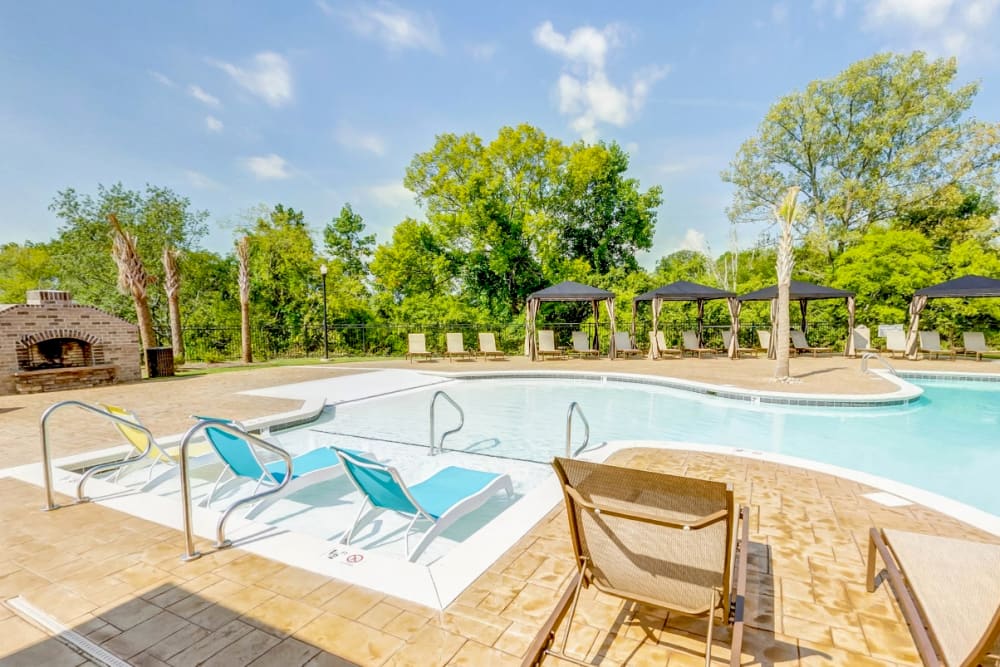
left=332, top=448, right=514, bottom=562
left=200, top=418, right=362, bottom=519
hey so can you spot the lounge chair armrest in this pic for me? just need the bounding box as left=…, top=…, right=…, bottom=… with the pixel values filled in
left=728, top=505, right=750, bottom=667
left=565, top=487, right=730, bottom=529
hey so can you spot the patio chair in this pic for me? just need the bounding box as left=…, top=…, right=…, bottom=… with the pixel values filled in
left=537, top=329, right=564, bottom=360
left=649, top=330, right=682, bottom=359
left=852, top=325, right=880, bottom=357
left=919, top=330, right=957, bottom=360
left=613, top=331, right=642, bottom=358
left=570, top=331, right=599, bottom=358
left=757, top=329, right=771, bottom=354
left=477, top=332, right=506, bottom=360
left=406, top=333, right=432, bottom=362
left=100, top=404, right=213, bottom=485
left=200, top=419, right=360, bottom=517
left=682, top=329, right=721, bottom=358
left=722, top=328, right=758, bottom=358
left=332, top=448, right=513, bottom=562
left=885, top=329, right=908, bottom=358
left=524, top=458, right=749, bottom=667
left=867, top=527, right=1000, bottom=667
left=444, top=332, right=474, bottom=361
left=962, top=332, right=999, bottom=361
left=790, top=329, right=832, bottom=357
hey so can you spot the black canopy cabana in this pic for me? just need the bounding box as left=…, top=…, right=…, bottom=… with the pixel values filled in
left=524, top=281, right=617, bottom=360
left=738, top=280, right=856, bottom=358
left=631, top=281, right=738, bottom=358
left=905, top=275, right=1000, bottom=358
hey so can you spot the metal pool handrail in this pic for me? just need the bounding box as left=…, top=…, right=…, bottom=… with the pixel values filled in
left=178, top=419, right=293, bottom=561
left=861, top=352, right=897, bottom=376
left=429, top=390, right=465, bottom=456
left=565, top=402, right=590, bottom=458
left=38, top=400, right=158, bottom=510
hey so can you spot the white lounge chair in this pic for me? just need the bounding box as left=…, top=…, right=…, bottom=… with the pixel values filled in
left=962, top=332, right=998, bottom=361
left=885, top=329, right=907, bottom=358
left=722, top=329, right=757, bottom=358
left=478, top=332, right=506, bottom=360
left=919, top=330, right=957, bottom=360
left=444, top=332, right=474, bottom=361
left=570, top=331, right=599, bottom=358
left=333, top=448, right=513, bottom=562
left=790, top=329, right=831, bottom=357
left=613, top=331, right=642, bottom=358
left=682, top=330, right=720, bottom=358
left=537, top=329, right=563, bottom=360
left=406, top=333, right=432, bottom=362
left=851, top=325, right=880, bottom=357
left=649, top=330, right=681, bottom=359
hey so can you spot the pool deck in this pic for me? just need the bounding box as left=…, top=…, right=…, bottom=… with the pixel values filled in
left=1, top=358, right=998, bottom=665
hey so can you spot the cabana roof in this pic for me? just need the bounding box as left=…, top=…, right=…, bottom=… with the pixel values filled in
left=739, top=280, right=854, bottom=302
left=633, top=280, right=736, bottom=302
left=527, top=281, right=615, bottom=302
left=914, top=274, right=1000, bottom=298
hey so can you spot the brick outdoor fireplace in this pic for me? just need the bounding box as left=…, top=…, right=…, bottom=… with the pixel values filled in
left=0, top=290, right=140, bottom=394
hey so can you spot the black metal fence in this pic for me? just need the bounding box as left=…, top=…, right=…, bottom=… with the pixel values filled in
left=159, top=318, right=849, bottom=363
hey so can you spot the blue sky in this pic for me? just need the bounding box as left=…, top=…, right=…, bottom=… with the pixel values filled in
left=2, top=0, right=999, bottom=268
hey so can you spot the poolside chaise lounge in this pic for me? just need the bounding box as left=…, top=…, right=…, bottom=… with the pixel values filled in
left=444, top=332, right=474, bottom=361
left=613, top=331, right=642, bottom=358
left=852, top=325, right=880, bottom=357
left=537, top=329, right=564, bottom=360
left=919, top=330, right=957, bottom=360
left=570, top=330, right=599, bottom=358
left=682, top=329, right=721, bottom=358
left=867, top=527, right=1000, bottom=666
left=524, top=458, right=749, bottom=667
left=649, top=330, right=682, bottom=359
left=332, top=448, right=513, bottom=562
left=406, top=333, right=432, bottom=362
left=790, top=329, right=831, bottom=357
left=477, top=332, right=506, bottom=360
left=885, top=329, right=908, bottom=358
left=722, top=328, right=758, bottom=358
left=962, top=332, right=998, bottom=361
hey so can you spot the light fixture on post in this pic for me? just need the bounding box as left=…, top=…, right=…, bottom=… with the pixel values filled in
left=320, top=264, right=329, bottom=361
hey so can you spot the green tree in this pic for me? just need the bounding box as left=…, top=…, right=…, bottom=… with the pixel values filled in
left=324, top=203, right=375, bottom=281
left=0, top=242, right=55, bottom=302
left=724, top=52, right=1000, bottom=258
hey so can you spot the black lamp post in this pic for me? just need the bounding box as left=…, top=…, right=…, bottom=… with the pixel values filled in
left=320, top=264, right=329, bottom=361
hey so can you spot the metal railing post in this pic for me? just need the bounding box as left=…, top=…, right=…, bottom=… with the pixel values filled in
left=429, top=390, right=465, bottom=455
left=565, top=402, right=590, bottom=458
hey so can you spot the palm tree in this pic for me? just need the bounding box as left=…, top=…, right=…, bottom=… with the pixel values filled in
left=162, top=246, right=185, bottom=365
left=109, top=213, right=157, bottom=351
left=773, top=187, right=800, bottom=380
left=237, top=236, right=252, bottom=363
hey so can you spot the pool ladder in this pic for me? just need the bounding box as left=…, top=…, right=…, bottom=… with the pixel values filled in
left=566, top=402, right=590, bottom=458
left=861, top=352, right=897, bottom=376
left=429, top=390, right=465, bottom=455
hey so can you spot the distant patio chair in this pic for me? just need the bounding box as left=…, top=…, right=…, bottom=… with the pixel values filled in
left=962, top=332, right=998, bottom=361
left=524, top=458, right=749, bottom=667
left=852, top=325, right=880, bottom=357
left=444, top=332, right=474, bottom=361
left=884, top=328, right=907, bottom=358
left=722, top=328, right=757, bottom=358
left=613, top=331, right=642, bottom=358
left=477, top=332, right=506, bottom=360
left=681, top=330, right=720, bottom=358
left=406, top=333, right=432, bottom=362
left=649, top=330, right=682, bottom=359
left=790, top=329, right=831, bottom=357
left=919, top=330, right=957, bottom=360
left=333, top=448, right=513, bottom=562
left=537, top=330, right=563, bottom=360
left=570, top=331, right=599, bottom=358
left=867, top=527, right=1000, bottom=667
left=756, top=329, right=771, bottom=354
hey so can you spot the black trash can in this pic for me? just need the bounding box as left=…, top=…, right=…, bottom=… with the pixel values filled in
left=146, top=347, right=175, bottom=378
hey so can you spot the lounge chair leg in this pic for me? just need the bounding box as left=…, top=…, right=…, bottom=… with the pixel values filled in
left=866, top=528, right=879, bottom=592
left=559, top=557, right=588, bottom=656
left=342, top=498, right=372, bottom=546
left=705, top=588, right=717, bottom=667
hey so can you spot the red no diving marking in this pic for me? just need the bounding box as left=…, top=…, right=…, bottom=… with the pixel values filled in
left=346, top=553, right=364, bottom=564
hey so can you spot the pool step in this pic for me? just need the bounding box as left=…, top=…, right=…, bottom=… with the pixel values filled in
left=3, top=596, right=130, bottom=667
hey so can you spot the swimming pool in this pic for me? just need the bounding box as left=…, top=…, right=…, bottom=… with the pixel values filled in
left=273, top=375, right=1000, bottom=517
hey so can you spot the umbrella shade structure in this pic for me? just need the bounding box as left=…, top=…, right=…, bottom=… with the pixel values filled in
left=524, top=281, right=617, bottom=360
left=738, top=280, right=856, bottom=359
left=904, top=275, right=1000, bottom=358
left=632, top=281, right=739, bottom=359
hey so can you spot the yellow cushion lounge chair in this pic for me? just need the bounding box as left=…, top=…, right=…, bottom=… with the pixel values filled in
left=682, top=329, right=721, bottom=358
left=649, top=330, right=682, bottom=359
left=477, top=332, right=506, bottom=360
left=524, top=458, right=749, bottom=667
left=867, top=528, right=1000, bottom=666
left=613, top=331, right=642, bottom=358
left=790, top=328, right=831, bottom=357
left=406, top=333, right=433, bottom=362
left=569, top=330, right=599, bottom=358
left=963, top=332, right=999, bottom=361
left=919, top=330, right=957, bottom=360
left=722, top=328, right=758, bottom=358
left=444, top=332, right=474, bottom=361
left=537, top=329, right=564, bottom=360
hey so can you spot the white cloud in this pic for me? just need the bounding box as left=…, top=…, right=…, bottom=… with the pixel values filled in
left=862, top=0, right=999, bottom=58
left=533, top=21, right=669, bottom=141
left=678, top=228, right=709, bottom=254
left=866, top=0, right=954, bottom=28
left=334, top=124, right=386, bottom=156
left=771, top=2, right=790, bottom=23
left=213, top=52, right=293, bottom=107
left=188, top=84, right=221, bottom=108
left=205, top=115, right=224, bottom=132
left=244, top=154, right=291, bottom=180
left=184, top=170, right=221, bottom=190
left=367, top=182, right=413, bottom=208
left=342, top=2, right=442, bottom=53
left=149, top=70, right=175, bottom=87
left=315, top=0, right=334, bottom=16
left=469, top=42, right=498, bottom=61
left=812, top=0, right=847, bottom=18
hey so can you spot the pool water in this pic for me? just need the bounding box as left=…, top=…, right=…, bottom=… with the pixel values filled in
left=278, top=377, right=1000, bottom=517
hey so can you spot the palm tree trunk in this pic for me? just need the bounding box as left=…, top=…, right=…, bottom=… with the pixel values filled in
left=162, top=247, right=185, bottom=365
left=237, top=236, right=253, bottom=364
left=134, top=292, right=157, bottom=352
left=774, top=187, right=799, bottom=380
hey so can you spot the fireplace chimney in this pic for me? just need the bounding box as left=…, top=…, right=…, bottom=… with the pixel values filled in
left=26, top=290, right=73, bottom=306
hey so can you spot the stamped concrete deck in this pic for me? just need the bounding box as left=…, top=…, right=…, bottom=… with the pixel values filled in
left=1, top=360, right=997, bottom=665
